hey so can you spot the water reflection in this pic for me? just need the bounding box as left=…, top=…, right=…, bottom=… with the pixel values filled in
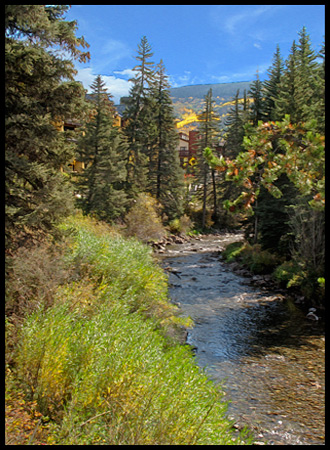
left=161, top=236, right=325, bottom=445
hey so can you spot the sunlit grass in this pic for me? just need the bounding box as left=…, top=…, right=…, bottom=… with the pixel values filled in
left=15, top=214, right=253, bottom=444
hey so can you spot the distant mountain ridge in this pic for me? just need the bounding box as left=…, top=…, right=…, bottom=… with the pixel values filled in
left=169, top=80, right=252, bottom=101
left=116, top=80, right=253, bottom=131
left=169, top=81, right=252, bottom=130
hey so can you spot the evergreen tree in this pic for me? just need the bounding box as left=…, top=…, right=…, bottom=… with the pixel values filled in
left=314, top=40, right=325, bottom=133
left=148, top=60, right=185, bottom=220
left=196, top=89, right=220, bottom=228
left=123, top=36, right=155, bottom=195
left=295, top=27, right=320, bottom=123
left=224, top=89, right=245, bottom=158
left=248, top=71, right=265, bottom=126
left=5, top=5, right=90, bottom=250
left=219, top=89, right=249, bottom=227
left=275, top=28, right=323, bottom=126
left=263, top=45, right=284, bottom=122
left=77, top=76, right=128, bottom=222
left=247, top=174, right=299, bottom=255
left=275, top=40, right=299, bottom=122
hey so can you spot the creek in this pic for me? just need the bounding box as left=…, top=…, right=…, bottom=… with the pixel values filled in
left=158, top=233, right=325, bottom=445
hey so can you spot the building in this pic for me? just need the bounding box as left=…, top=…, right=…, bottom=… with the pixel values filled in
left=177, top=132, right=189, bottom=163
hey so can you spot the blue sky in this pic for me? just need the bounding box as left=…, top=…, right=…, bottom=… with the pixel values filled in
left=65, top=5, right=325, bottom=103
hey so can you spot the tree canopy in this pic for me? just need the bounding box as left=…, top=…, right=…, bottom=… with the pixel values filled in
left=5, top=5, right=90, bottom=250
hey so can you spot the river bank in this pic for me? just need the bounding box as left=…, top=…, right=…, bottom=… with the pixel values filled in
left=158, top=233, right=325, bottom=445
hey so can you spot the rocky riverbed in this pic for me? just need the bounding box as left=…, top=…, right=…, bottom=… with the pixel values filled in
left=156, top=233, right=325, bottom=445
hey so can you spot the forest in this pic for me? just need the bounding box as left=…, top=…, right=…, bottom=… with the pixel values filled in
left=5, top=5, right=324, bottom=445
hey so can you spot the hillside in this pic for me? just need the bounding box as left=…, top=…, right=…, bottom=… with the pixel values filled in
left=169, top=81, right=252, bottom=131
left=169, top=81, right=252, bottom=101
left=116, top=81, right=252, bottom=131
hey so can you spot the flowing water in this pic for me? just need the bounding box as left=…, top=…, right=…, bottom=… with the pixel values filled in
left=158, top=234, right=325, bottom=445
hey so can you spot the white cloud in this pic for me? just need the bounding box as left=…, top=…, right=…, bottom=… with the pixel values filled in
left=102, top=75, right=133, bottom=103
left=113, top=68, right=136, bottom=79
left=253, top=43, right=262, bottom=50
left=74, top=67, right=95, bottom=90
left=74, top=67, right=133, bottom=104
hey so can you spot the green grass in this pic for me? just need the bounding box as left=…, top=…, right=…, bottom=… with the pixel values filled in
left=15, top=214, right=253, bottom=445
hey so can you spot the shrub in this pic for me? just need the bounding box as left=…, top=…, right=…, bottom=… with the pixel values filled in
left=223, top=242, right=279, bottom=274
left=5, top=239, right=71, bottom=318
left=273, top=261, right=302, bottom=287
left=241, top=244, right=279, bottom=274
left=187, top=206, right=214, bottom=230
left=222, top=242, right=245, bottom=262
left=168, top=214, right=193, bottom=235
left=273, top=260, right=325, bottom=304
left=124, top=193, right=166, bottom=243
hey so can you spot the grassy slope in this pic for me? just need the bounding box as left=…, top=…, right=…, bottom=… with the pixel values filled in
left=11, top=214, right=253, bottom=445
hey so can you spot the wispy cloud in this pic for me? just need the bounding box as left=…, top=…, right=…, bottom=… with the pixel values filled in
left=169, top=71, right=206, bottom=88
left=211, top=5, right=285, bottom=45
left=210, top=61, right=271, bottom=84
left=92, top=38, right=133, bottom=73
left=223, top=5, right=275, bottom=35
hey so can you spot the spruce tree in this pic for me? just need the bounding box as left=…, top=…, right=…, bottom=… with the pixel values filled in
left=224, top=89, right=245, bottom=158
left=295, top=27, right=322, bottom=124
left=196, top=89, right=220, bottom=228
left=77, top=76, right=128, bottom=222
left=275, top=27, right=324, bottom=128
left=248, top=71, right=265, bottom=126
left=220, top=89, right=249, bottom=227
left=275, top=40, right=299, bottom=122
left=148, top=60, right=185, bottom=220
left=296, top=27, right=317, bottom=122
left=5, top=5, right=90, bottom=250
left=123, top=36, right=155, bottom=195
left=250, top=174, right=299, bottom=256
left=314, top=40, right=325, bottom=133
left=263, top=45, right=284, bottom=122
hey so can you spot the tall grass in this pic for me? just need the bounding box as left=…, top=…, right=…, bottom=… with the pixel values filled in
left=15, top=214, right=253, bottom=444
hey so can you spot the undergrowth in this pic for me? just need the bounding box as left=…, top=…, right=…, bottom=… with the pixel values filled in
left=8, top=213, right=253, bottom=445
left=222, top=241, right=279, bottom=274
left=222, top=240, right=324, bottom=306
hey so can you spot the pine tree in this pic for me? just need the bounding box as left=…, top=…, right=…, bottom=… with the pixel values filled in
left=248, top=71, right=265, bottom=126
left=314, top=40, right=325, bottom=133
left=275, top=28, right=323, bottom=126
left=77, top=76, right=128, bottom=222
left=148, top=60, right=185, bottom=220
left=263, top=45, right=284, bottom=122
left=224, top=89, right=245, bottom=158
left=250, top=174, right=299, bottom=255
left=275, top=40, right=299, bottom=122
left=5, top=5, right=90, bottom=250
left=295, top=27, right=320, bottom=123
left=196, top=89, right=220, bottom=228
left=219, top=89, right=249, bottom=227
left=123, top=36, right=155, bottom=195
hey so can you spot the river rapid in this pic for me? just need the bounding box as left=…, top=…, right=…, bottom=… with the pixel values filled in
left=157, top=233, right=325, bottom=445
